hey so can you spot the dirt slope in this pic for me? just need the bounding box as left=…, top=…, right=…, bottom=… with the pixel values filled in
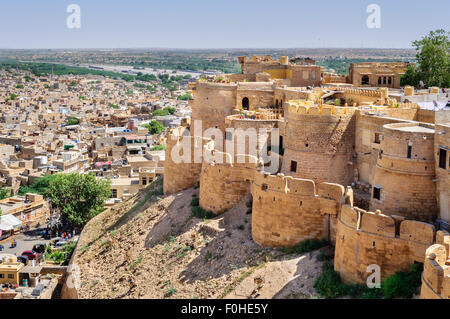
left=71, top=178, right=325, bottom=299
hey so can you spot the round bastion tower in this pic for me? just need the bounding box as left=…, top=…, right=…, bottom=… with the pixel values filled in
left=370, top=122, right=438, bottom=222
left=190, top=81, right=238, bottom=145
left=281, top=101, right=356, bottom=186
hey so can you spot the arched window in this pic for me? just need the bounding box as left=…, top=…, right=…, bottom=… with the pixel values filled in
left=378, top=77, right=382, bottom=85
left=275, top=99, right=279, bottom=108
left=361, top=75, right=369, bottom=85
left=242, top=97, right=249, bottom=110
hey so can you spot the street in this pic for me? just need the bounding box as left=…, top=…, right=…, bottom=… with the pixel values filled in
left=0, top=228, right=52, bottom=256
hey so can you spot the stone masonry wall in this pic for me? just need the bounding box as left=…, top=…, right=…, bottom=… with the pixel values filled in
left=281, top=103, right=356, bottom=186
left=199, top=150, right=262, bottom=215
left=334, top=205, right=436, bottom=284
left=163, top=127, right=213, bottom=194
left=370, top=123, right=437, bottom=222
left=251, top=171, right=352, bottom=247
left=420, top=231, right=450, bottom=299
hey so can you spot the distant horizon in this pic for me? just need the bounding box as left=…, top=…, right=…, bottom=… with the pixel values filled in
left=0, top=47, right=417, bottom=51
left=0, top=0, right=447, bottom=49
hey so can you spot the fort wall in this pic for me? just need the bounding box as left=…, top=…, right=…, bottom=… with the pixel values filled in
left=435, top=124, right=450, bottom=226
left=334, top=205, right=436, bottom=283
left=370, top=123, right=437, bottom=222
left=199, top=150, right=262, bottom=214
left=420, top=231, right=450, bottom=299
left=251, top=171, right=353, bottom=247
left=281, top=102, right=356, bottom=186
left=354, top=110, right=418, bottom=185
left=163, top=127, right=213, bottom=194
left=190, top=82, right=238, bottom=139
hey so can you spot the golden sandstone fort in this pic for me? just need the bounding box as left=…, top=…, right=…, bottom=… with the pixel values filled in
left=163, top=55, right=450, bottom=299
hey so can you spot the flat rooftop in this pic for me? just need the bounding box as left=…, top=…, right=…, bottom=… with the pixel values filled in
left=395, top=125, right=435, bottom=133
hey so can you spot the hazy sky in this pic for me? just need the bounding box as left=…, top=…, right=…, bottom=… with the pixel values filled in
left=0, top=0, right=448, bottom=49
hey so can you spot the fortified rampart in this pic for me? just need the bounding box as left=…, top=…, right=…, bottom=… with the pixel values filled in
left=420, top=231, right=450, bottom=299
left=251, top=171, right=353, bottom=247
left=163, top=126, right=213, bottom=194
left=370, top=122, right=437, bottom=222
left=281, top=102, right=356, bottom=186
left=190, top=82, right=238, bottom=139
left=199, top=150, right=263, bottom=214
left=354, top=111, right=418, bottom=185
left=435, top=124, right=450, bottom=228
left=334, top=205, right=437, bottom=283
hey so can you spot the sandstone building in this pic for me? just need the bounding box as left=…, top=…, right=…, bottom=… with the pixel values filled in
left=163, top=55, right=450, bottom=298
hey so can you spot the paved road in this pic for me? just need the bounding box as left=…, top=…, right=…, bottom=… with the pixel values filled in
left=0, top=229, right=51, bottom=256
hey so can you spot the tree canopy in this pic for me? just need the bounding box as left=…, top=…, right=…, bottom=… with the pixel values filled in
left=142, top=120, right=166, bottom=135
left=401, top=29, right=450, bottom=88
left=44, top=173, right=111, bottom=227
left=66, top=117, right=80, bottom=126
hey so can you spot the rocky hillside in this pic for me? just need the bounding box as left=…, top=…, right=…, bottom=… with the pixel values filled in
left=70, top=178, right=327, bottom=299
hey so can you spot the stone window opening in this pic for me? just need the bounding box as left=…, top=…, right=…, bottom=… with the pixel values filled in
left=407, top=145, right=412, bottom=159
left=383, top=77, right=387, bottom=84
left=378, top=77, right=382, bottom=85
left=388, top=77, right=392, bottom=85
left=300, top=201, right=303, bottom=207
left=439, top=148, right=447, bottom=169
left=361, top=75, right=369, bottom=85
left=262, top=184, right=268, bottom=191
left=290, top=160, right=297, bottom=173
left=373, top=186, right=381, bottom=200
left=374, top=132, right=381, bottom=144
left=142, top=177, right=147, bottom=185
left=242, top=97, right=249, bottom=110
left=111, top=189, right=117, bottom=198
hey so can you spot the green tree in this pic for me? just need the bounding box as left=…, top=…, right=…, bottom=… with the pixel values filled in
left=152, top=109, right=169, bottom=116
left=402, top=29, right=450, bottom=88
left=66, top=117, right=79, bottom=126
left=0, top=188, right=10, bottom=200
left=19, top=174, right=59, bottom=195
left=142, top=120, right=166, bottom=135
left=44, top=173, right=111, bottom=228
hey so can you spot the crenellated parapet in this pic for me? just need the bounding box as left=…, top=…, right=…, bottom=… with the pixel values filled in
left=281, top=100, right=356, bottom=185
left=251, top=171, right=353, bottom=247
left=199, top=147, right=264, bottom=214
left=370, top=122, right=438, bottom=221
left=334, top=205, right=437, bottom=284
left=420, top=231, right=450, bottom=299
left=163, top=127, right=214, bottom=195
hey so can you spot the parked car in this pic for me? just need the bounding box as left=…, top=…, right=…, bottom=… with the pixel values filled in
left=50, top=237, right=62, bottom=246
left=0, top=244, right=4, bottom=251
left=17, top=255, right=29, bottom=265
left=21, top=251, right=40, bottom=261
left=32, top=244, right=46, bottom=254
left=31, top=284, right=45, bottom=297
left=54, top=241, right=67, bottom=249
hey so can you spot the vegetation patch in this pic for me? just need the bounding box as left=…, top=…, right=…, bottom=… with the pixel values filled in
left=314, top=263, right=422, bottom=299
left=280, top=239, right=329, bottom=255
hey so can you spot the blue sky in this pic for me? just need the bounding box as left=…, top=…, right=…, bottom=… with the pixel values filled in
left=0, top=0, right=448, bottom=49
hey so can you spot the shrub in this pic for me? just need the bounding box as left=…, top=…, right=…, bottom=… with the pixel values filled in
left=382, top=264, right=422, bottom=299
left=191, top=206, right=214, bottom=219
left=281, top=239, right=329, bottom=255
left=314, top=263, right=383, bottom=299
left=150, top=145, right=166, bottom=151
left=152, top=109, right=169, bottom=116
left=314, top=263, right=422, bottom=299
left=190, top=197, right=199, bottom=207
left=314, top=263, right=343, bottom=298
left=334, top=98, right=341, bottom=106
